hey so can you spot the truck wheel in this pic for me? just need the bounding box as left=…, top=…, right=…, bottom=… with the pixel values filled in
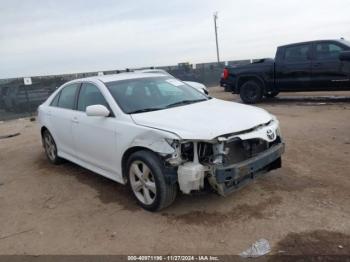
left=240, top=80, right=263, bottom=104
left=265, top=91, right=279, bottom=98
left=127, top=150, right=177, bottom=212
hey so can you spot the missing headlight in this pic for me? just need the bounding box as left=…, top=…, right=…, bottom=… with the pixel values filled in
left=179, top=142, right=213, bottom=164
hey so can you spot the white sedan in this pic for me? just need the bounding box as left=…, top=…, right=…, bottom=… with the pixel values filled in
left=38, top=73, right=284, bottom=211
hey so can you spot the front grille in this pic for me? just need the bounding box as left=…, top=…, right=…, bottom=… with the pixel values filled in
left=223, top=137, right=281, bottom=166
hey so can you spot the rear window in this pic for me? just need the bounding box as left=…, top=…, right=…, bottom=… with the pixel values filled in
left=50, top=92, right=60, bottom=107
left=57, top=83, right=80, bottom=110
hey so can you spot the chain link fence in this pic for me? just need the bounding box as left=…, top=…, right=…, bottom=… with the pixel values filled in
left=0, top=60, right=251, bottom=121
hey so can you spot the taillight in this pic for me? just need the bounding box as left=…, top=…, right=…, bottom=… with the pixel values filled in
left=223, top=68, right=229, bottom=79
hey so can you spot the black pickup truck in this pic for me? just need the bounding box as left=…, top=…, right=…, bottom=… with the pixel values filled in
left=220, top=39, right=350, bottom=103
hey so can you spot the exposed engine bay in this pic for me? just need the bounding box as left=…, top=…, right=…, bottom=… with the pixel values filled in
left=164, top=120, right=284, bottom=196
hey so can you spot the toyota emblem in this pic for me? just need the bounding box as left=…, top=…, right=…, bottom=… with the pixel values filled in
left=266, top=129, right=275, bottom=140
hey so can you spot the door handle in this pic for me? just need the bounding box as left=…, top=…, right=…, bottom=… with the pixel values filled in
left=71, top=117, right=79, bottom=123
left=313, top=62, right=322, bottom=68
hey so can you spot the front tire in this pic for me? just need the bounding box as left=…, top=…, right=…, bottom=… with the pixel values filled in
left=240, top=80, right=263, bottom=104
left=42, top=130, right=63, bottom=165
left=127, top=150, right=177, bottom=212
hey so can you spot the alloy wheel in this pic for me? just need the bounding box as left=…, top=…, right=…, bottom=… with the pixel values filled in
left=44, top=132, right=56, bottom=161
left=129, top=160, right=157, bottom=205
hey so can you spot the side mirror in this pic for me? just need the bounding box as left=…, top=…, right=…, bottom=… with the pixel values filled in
left=339, top=51, right=350, bottom=61
left=86, top=104, right=110, bottom=117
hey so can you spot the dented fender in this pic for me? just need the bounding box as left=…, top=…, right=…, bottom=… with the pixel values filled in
left=129, top=129, right=180, bottom=155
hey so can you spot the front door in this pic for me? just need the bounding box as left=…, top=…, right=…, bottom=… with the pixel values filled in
left=71, top=82, right=117, bottom=175
left=311, top=41, right=350, bottom=90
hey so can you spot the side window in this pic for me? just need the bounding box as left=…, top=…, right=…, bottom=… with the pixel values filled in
left=315, top=43, right=344, bottom=60
left=50, top=92, right=60, bottom=107
left=77, top=83, right=109, bottom=112
left=57, top=83, right=80, bottom=109
left=284, top=44, right=310, bottom=62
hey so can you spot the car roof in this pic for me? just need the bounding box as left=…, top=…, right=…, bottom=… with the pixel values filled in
left=68, top=72, right=167, bottom=85
left=137, top=69, right=167, bottom=74
left=278, top=39, right=349, bottom=48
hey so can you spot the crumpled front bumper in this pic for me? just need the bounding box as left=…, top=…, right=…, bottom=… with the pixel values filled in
left=214, top=142, right=285, bottom=196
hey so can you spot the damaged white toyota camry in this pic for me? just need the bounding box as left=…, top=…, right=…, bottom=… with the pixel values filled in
left=38, top=73, right=284, bottom=211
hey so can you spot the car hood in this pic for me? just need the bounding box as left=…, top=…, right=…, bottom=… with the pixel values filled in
left=131, top=98, right=272, bottom=140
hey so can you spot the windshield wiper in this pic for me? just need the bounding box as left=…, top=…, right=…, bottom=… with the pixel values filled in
left=166, top=99, right=207, bottom=108
left=129, top=108, right=164, bottom=114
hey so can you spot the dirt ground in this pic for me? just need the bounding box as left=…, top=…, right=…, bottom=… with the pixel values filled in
left=0, top=87, right=350, bottom=256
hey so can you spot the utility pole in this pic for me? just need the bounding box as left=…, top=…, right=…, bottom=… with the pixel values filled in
left=213, top=12, right=220, bottom=64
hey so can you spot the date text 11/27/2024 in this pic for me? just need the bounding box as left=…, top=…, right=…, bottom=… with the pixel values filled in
left=127, top=255, right=220, bottom=261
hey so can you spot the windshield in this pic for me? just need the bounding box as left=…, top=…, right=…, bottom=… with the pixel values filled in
left=106, top=76, right=209, bottom=114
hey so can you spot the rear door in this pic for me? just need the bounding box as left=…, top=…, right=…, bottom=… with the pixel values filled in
left=71, top=82, right=117, bottom=174
left=48, top=83, right=80, bottom=157
left=311, top=41, right=350, bottom=89
left=275, top=43, right=312, bottom=91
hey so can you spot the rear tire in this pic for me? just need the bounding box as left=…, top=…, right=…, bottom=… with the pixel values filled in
left=42, top=130, right=63, bottom=165
left=127, top=150, right=177, bottom=212
left=240, top=80, right=263, bottom=104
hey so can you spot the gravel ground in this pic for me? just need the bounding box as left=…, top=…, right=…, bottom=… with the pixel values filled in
left=0, top=87, right=350, bottom=255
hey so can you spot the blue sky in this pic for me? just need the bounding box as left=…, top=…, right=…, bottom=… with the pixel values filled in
left=1, top=0, right=350, bottom=78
